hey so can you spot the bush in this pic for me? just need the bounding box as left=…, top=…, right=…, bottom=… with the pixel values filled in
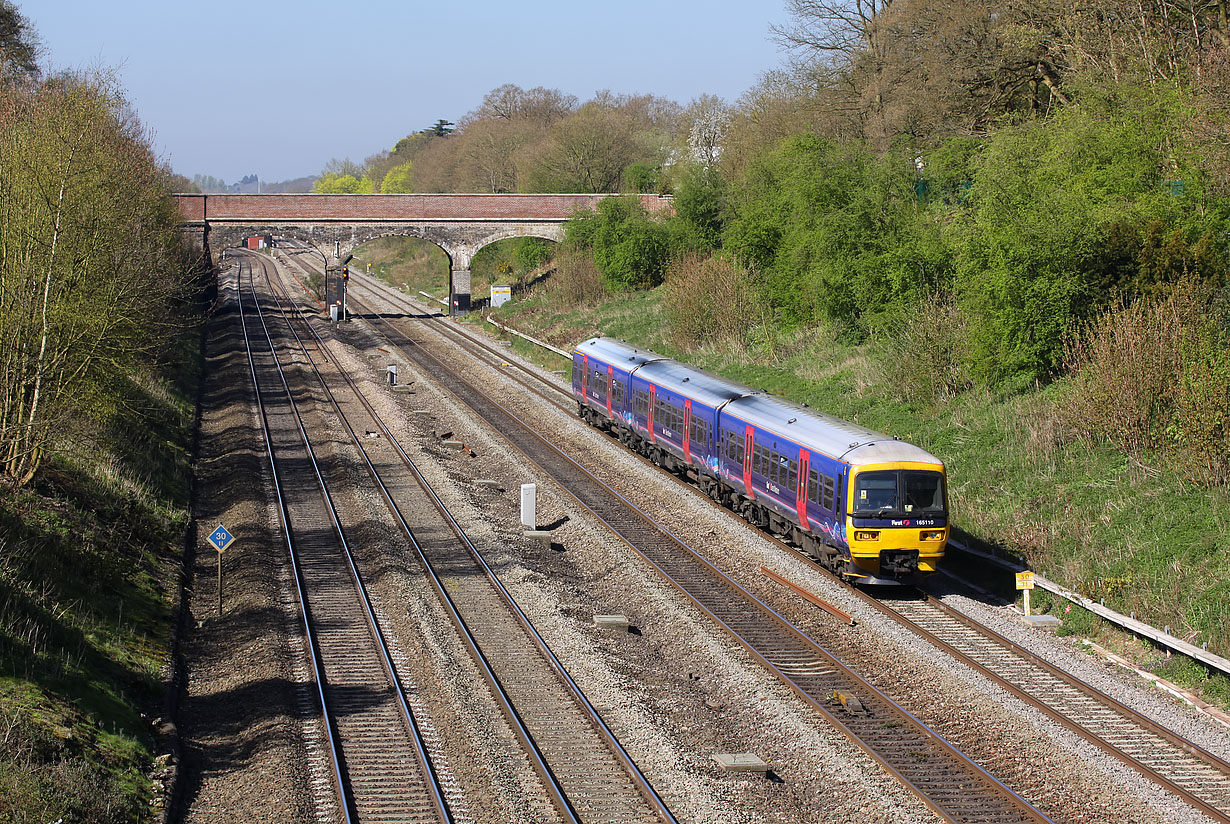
left=564, top=196, right=670, bottom=291
left=872, top=291, right=973, bottom=403
left=548, top=246, right=609, bottom=307
left=1060, top=292, right=1188, bottom=454
left=662, top=254, right=760, bottom=349
left=1059, top=281, right=1230, bottom=484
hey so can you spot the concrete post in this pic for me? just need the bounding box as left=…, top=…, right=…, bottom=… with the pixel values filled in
left=450, top=266, right=472, bottom=315
left=520, top=484, right=536, bottom=528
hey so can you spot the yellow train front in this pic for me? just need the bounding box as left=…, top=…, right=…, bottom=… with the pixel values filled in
left=717, top=392, right=948, bottom=586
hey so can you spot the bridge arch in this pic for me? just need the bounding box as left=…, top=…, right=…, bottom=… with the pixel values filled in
left=174, top=193, right=670, bottom=314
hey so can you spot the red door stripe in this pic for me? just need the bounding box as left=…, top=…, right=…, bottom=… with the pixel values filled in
left=743, top=424, right=754, bottom=500
left=606, top=364, right=613, bottom=418
left=797, top=449, right=811, bottom=531
left=648, top=384, right=656, bottom=444
left=682, top=399, right=692, bottom=464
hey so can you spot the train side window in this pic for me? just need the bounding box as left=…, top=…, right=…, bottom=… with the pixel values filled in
left=573, top=360, right=581, bottom=385
left=788, top=459, right=798, bottom=491
left=808, top=469, right=820, bottom=504
left=823, top=475, right=835, bottom=512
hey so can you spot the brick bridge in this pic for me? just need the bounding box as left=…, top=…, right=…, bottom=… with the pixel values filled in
left=175, top=193, right=672, bottom=313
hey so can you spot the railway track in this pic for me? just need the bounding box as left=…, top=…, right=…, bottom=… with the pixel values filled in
left=870, top=592, right=1230, bottom=824
left=236, top=255, right=452, bottom=824
left=336, top=265, right=1230, bottom=824
left=249, top=251, right=675, bottom=824
left=329, top=272, right=1054, bottom=824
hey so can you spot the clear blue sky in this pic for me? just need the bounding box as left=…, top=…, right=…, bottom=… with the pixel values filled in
left=20, top=0, right=792, bottom=184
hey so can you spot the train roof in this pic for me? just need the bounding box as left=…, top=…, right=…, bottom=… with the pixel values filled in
left=635, top=359, right=751, bottom=409
left=574, top=337, right=666, bottom=371
left=575, top=337, right=942, bottom=469
left=724, top=393, right=943, bottom=468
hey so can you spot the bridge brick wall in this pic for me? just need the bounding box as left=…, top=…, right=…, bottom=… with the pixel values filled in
left=175, top=192, right=673, bottom=224
left=175, top=192, right=673, bottom=315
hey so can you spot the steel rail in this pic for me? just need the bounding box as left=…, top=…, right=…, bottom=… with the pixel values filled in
left=858, top=589, right=1230, bottom=824
left=344, top=255, right=1230, bottom=822
left=340, top=293, right=1055, bottom=824
left=257, top=254, right=675, bottom=824
left=234, top=259, right=353, bottom=824
left=238, top=253, right=453, bottom=823
left=255, top=254, right=582, bottom=824
left=280, top=245, right=574, bottom=412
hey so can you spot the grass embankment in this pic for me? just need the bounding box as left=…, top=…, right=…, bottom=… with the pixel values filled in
left=365, top=239, right=1230, bottom=709
left=350, top=236, right=449, bottom=299
left=351, top=236, right=547, bottom=311
left=0, top=330, right=201, bottom=822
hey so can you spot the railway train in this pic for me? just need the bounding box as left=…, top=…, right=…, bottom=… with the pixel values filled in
left=572, top=337, right=948, bottom=585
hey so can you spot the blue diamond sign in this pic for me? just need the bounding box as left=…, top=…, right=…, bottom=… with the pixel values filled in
left=208, top=524, right=236, bottom=553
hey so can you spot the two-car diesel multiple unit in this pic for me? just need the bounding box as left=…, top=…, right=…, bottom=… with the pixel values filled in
left=572, top=337, right=948, bottom=585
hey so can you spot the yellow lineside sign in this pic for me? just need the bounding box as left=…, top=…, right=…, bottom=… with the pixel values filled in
left=1016, top=571, right=1035, bottom=590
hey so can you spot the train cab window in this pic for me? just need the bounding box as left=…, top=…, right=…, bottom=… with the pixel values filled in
left=854, top=472, right=897, bottom=514
left=903, top=471, right=946, bottom=514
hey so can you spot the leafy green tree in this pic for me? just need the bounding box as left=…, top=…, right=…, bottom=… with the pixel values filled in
left=313, top=172, right=363, bottom=193
left=513, top=237, right=552, bottom=273
left=380, top=160, right=414, bottom=192
left=723, top=133, right=943, bottom=324
left=581, top=196, right=670, bottom=290
left=948, top=83, right=1222, bottom=386
left=670, top=164, right=726, bottom=250
left=622, top=162, right=659, bottom=193
left=0, top=72, right=194, bottom=485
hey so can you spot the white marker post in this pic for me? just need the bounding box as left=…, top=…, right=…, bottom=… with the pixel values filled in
left=520, top=484, right=537, bottom=529
left=1016, top=571, right=1035, bottom=617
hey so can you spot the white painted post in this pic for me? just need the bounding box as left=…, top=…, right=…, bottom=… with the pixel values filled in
left=520, top=484, right=537, bottom=528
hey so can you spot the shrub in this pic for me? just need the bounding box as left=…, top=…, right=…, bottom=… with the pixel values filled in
left=872, top=292, right=973, bottom=403
left=1059, top=281, right=1230, bottom=485
left=548, top=246, right=609, bottom=307
left=662, top=253, right=760, bottom=349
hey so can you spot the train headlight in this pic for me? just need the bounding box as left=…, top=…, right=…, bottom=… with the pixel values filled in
left=920, top=530, right=944, bottom=541
left=854, top=531, right=880, bottom=541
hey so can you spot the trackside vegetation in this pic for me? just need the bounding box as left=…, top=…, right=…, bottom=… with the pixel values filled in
left=357, top=1, right=1230, bottom=703
left=0, top=8, right=205, bottom=821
